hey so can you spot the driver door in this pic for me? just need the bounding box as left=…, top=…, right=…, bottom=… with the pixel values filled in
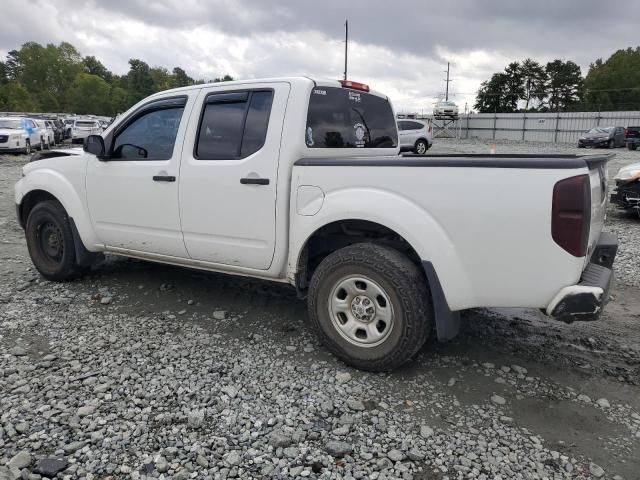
left=86, top=94, right=193, bottom=257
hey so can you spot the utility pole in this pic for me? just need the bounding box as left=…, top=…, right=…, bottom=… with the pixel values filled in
left=343, top=20, right=348, bottom=80
left=444, top=62, right=452, bottom=101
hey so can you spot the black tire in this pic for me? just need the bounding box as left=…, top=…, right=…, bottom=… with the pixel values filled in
left=608, top=139, right=614, bottom=149
left=629, top=144, right=638, bottom=151
left=308, top=243, right=433, bottom=371
left=24, top=140, right=31, bottom=155
left=414, top=139, right=429, bottom=154
left=25, top=200, right=80, bottom=281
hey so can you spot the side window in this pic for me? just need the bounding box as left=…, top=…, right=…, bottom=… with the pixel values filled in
left=241, top=91, right=273, bottom=157
left=397, top=121, right=408, bottom=131
left=113, top=107, right=184, bottom=161
left=195, top=90, right=273, bottom=160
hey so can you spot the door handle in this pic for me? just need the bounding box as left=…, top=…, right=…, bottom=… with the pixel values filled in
left=153, top=175, right=176, bottom=182
left=240, top=177, right=270, bottom=185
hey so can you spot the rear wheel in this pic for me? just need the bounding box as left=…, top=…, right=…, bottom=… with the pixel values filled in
left=414, top=139, right=429, bottom=154
left=629, top=144, right=638, bottom=151
left=24, top=140, right=32, bottom=155
left=608, top=139, right=615, bottom=149
left=25, top=200, right=80, bottom=281
left=308, top=243, right=432, bottom=371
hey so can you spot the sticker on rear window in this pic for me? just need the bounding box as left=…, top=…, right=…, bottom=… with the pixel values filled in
left=348, top=91, right=361, bottom=103
left=313, top=89, right=327, bottom=96
left=306, top=126, right=315, bottom=147
left=354, top=123, right=366, bottom=147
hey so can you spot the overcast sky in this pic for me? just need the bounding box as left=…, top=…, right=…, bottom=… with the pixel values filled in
left=1, top=0, right=637, bottom=112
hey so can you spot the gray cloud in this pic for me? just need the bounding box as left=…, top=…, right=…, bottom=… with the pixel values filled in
left=1, top=0, right=637, bottom=110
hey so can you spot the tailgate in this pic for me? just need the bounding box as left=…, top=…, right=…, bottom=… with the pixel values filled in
left=585, top=155, right=612, bottom=260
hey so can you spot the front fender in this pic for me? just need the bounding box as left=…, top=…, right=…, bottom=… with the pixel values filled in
left=289, top=187, right=475, bottom=310
left=15, top=167, right=101, bottom=251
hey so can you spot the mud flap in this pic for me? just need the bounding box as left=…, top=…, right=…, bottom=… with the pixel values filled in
left=69, top=217, right=104, bottom=267
left=422, top=261, right=460, bottom=341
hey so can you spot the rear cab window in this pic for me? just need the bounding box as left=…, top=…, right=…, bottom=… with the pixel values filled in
left=306, top=87, right=397, bottom=148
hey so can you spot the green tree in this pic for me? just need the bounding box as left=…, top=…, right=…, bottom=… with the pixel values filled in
left=503, top=62, right=523, bottom=112
left=0, top=82, right=37, bottom=111
left=474, top=73, right=509, bottom=113
left=66, top=73, right=110, bottom=115
left=126, top=59, right=155, bottom=105
left=213, top=75, right=234, bottom=82
left=150, top=66, right=173, bottom=92
left=83, top=55, right=112, bottom=82
left=172, top=67, right=194, bottom=87
left=583, top=48, right=640, bottom=111
left=4, top=50, right=21, bottom=81
left=108, top=86, right=128, bottom=116
left=0, top=61, right=7, bottom=85
left=520, top=58, right=547, bottom=111
left=545, top=60, right=583, bottom=112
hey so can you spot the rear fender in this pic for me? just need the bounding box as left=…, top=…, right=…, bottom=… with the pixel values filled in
left=289, top=187, right=475, bottom=311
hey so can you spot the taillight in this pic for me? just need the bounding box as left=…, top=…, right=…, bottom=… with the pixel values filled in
left=624, top=128, right=628, bottom=138
left=428, top=125, right=432, bottom=133
left=552, top=174, right=591, bottom=257
left=339, top=80, right=370, bottom=92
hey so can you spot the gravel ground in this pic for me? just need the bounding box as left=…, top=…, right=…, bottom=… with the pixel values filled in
left=1, top=139, right=639, bottom=480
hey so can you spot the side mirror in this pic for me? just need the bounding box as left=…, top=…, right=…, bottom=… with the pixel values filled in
left=84, top=135, right=106, bottom=158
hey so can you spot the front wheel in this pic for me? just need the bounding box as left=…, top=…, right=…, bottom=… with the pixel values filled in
left=25, top=200, right=80, bottom=281
left=414, top=139, right=429, bottom=154
left=629, top=144, right=638, bottom=151
left=608, top=139, right=614, bottom=149
left=24, top=140, right=32, bottom=155
left=308, top=243, right=433, bottom=371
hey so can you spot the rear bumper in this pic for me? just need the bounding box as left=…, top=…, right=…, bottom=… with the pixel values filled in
left=546, top=232, right=618, bottom=322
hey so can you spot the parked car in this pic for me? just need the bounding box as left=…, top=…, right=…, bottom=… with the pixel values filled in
left=0, top=117, right=41, bottom=153
left=34, top=119, right=54, bottom=149
left=71, top=119, right=102, bottom=143
left=46, top=119, right=65, bottom=145
left=625, top=126, right=640, bottom=151
left=433, top=100, right=459, bottom=118
left=397, top=119, right=433, bottom=154
left=577, top=126, right=625, bottom=148
left=15, top=77, right=617, bottom=370
left=610, top=161, right=640, bottom=217
left=63, top=117, right=78, bottom=139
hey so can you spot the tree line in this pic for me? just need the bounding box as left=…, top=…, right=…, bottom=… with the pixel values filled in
left=474, top=47, right=640, bottom=113
left=0, top=41, right=233, bottom=116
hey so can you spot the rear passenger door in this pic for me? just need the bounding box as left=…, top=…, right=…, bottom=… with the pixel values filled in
left=179, top=82, right=290, bottom=270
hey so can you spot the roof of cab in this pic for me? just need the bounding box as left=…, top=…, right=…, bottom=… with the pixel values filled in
left=147, top=76, right=388, bottom=100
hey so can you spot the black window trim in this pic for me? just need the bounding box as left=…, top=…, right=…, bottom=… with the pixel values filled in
left=193, top=88, right=274, bottom=161
left=104, top=95, right=188, bottom=161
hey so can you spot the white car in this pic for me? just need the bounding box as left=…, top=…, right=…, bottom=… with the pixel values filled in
left=434, top=100, right=459, bottom=118
left=397, top=119, right=433, bottom=154
left=0, top=117, right=42, bottom=153
left=71, top=119, right=102, bottom=143
left=15, top=77, right=617, bottom=370
left=34, top=119, right=55, bottom=149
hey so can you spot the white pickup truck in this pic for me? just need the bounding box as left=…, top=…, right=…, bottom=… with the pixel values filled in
left=14, top=77, right=618, bottom=370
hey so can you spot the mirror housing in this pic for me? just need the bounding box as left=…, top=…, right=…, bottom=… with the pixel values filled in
left=84, top=135, right=106, bottom=159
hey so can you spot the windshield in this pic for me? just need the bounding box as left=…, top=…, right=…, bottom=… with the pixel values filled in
left=587, top=127, right=612, bottom=134
left=306, top=87, right=397, bottom=148
left=0, top=119, right=24, bottom=129
left=75, top=121, right=96, bottom=127
left=439, top=101, right=456, bottom=106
